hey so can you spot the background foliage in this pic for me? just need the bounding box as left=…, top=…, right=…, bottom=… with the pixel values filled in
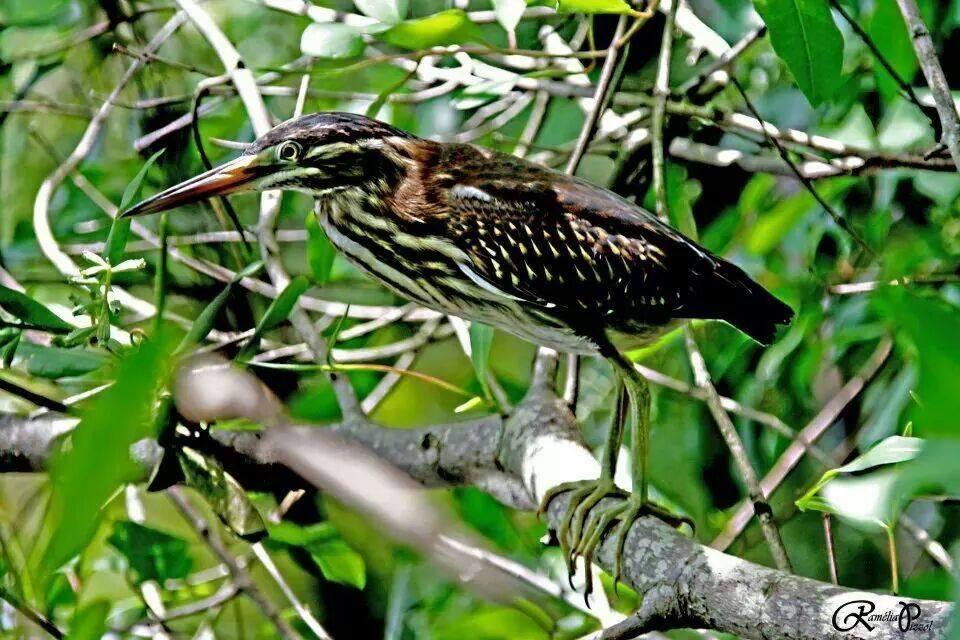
left=1, top=0, right=959, bottom=637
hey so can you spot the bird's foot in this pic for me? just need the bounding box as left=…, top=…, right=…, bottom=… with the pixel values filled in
left=539, top=480, right=692, bottom=604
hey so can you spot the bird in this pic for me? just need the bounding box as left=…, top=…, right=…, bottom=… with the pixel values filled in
left=124, top=111, right=793, bottom=590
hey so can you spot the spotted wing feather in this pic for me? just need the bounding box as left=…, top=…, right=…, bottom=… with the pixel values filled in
left=435, top=144, right=793, bottom=344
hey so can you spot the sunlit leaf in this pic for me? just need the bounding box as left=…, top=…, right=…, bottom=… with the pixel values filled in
left=380, top=10, right=484, bottom=49
left=754, top=0, right=843, bottom=105
left=796, top=436, right=924, bottom=528
left=108, top=520, right=193, bottom=585
left=492, top=0, right=526, bottom=32
left=354, top=0, right=408, bottom=24
left=311, top=538, right=366, bottom=589
left=301, top=23, right=366, bottom=59
left=556, top=0, right=633, bottom=13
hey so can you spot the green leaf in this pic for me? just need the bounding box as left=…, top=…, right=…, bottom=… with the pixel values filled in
left=354, top=0, right=408, bottom=24
left=311, top=538, right=366, bottom=589
left=179, top=447, right=267, bottom=541
left=0, top=285, right=71, bottom=332
left=796, top=436, right=924, bottom=529
left=239, top=275, right=310, bottom=360
left=868, top=0, right=919, bottom=101
left=178, top=262, right=263, bottom=353
left=300, top=23, right=366, bottom=59
left=267, top=521, right=338, bottom=548
left=745, top=178, right=853, bottom=255
left=119, top=150, right=166, bottom=213
left=105, top=149, right=165, bottom=267
left=69, top=600, right=109, bottom=640
left=19, top=343, right=109, bottom=379
left=107, top=521, right=193, bottom=585
left=876, top=291, right=960, bottom=437
left=380, top=10, right=484, bottom=49
left=892, top=439, right=960, bottom=512
left=305, top=214, right=336, bottom=284
left=556, top=0, right=633, bottom=13
left=753, top=0, right=844, bottom=105
left=34, top=332, right=176, bottom=586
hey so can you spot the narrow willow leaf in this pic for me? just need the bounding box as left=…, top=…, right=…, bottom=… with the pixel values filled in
left=238, top=275, right=310, bottom=360
left=754, top=0, right=843, bottom=105
left=468, top=322, right=494, bottom=400
left=179, top=447, right=267, bottom=541
left=109, top=149, right=165, bottom=265
left=178, top=262, right=263, bottom=353
left=0, top=284, right=72, bottom=332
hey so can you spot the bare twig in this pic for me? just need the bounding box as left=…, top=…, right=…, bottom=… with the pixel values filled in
left=711, top=338, right=892, bottom=550
left=167, top=486, right=302, bottom=640
left=651, top=0, right=679, bottom=221
left=684, top=328, right=792, bottom=571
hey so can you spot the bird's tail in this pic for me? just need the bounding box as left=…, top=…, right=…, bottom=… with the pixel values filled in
left=687, top=263, right=794, bottom=346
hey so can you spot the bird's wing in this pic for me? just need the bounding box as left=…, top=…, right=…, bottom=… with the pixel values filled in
left=436, top=149, right=708, bottom=326
left=434, top=144, right=791, bottom=342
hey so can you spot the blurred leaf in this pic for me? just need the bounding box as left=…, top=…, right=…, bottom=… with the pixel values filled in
left=492, top=0, right=526, bottom=31
left=311, top=538, right=366, bottom=589
left=868, top=0, right=922, bottom=102
left=300, top=23, right=366, bottom=59
left=753, top=0, right=843, bottom=105
left=267, top=520, right=365, bottom=588
left=267, top=521, right=338, bottom=547
left=555, top=0, right=633, bottom=13
left=19, top=343, right=109, bottom=379
left=179, top=447, right=267, bottom=541
left=107, top=521, right=193, bottom=585
left=68, top=600, right=109, bottom=640
left=745, top=179, right=853, bottom=254
left=0, top=285, right=71, bottom=332
left=354, top=0, right=408, bottom=24
left=380, top=10, right=484, bottom=49
left=433, top=605, right=548, bottom=640
left=876, top=290, right=960, bottom=436
left=797, top=435, right=923, bottom=528
left=892, top=439, right=960, bottom=514
left=306, top=214, right=336, bottom=284
left=34, top=333, right=176, bottom=586
left=238, top=275, right=310, bottom=360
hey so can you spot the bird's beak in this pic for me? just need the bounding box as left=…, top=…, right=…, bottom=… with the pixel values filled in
left=121, top=154, right=262, bottom=217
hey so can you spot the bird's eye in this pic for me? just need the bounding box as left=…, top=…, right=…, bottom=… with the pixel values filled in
left=277, top=141, right=302, bottom=162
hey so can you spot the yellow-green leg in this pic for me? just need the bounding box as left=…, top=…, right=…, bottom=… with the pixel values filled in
left=539, top=338, right=691, bottom=602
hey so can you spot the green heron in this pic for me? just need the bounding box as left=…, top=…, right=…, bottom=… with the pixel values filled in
left=125, top=112, right=792, bottom=587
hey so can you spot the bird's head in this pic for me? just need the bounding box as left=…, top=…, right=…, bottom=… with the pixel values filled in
left=122, top=112, right=415, bottom=217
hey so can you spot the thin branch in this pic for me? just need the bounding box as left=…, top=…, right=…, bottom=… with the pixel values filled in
left=893, top=0, right=960, bottom=171
left=729, top=77, right=875, bottom=256
left=711, top=338, right=892, bottom=550
left=684, top=328, right=792, bottom=571
left=167, top=487, right=302, bottom=640
left=651, top=0, right=679, bottom=221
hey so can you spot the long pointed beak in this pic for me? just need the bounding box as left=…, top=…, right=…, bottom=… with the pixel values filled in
left=121, top=154, right=263, bottom=217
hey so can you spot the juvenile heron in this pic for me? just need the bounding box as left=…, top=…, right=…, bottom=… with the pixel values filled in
left=125, top=112, right=793, bottom=588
